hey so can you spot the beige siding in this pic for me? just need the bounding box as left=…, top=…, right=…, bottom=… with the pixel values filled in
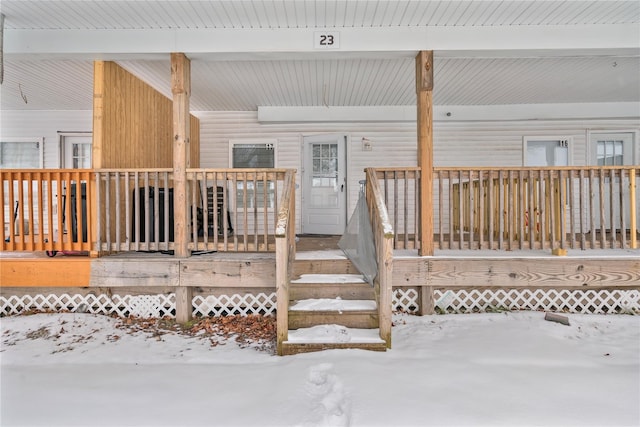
left=196, top=111, right=639, bottom=233
left=0, top=110, right=93, bottom=168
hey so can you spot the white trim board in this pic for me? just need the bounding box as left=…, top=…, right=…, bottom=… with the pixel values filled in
left=258, top=103, right=640, bottom=123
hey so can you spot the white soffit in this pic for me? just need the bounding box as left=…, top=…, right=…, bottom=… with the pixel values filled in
left=3, top=1, right=638, bottom=29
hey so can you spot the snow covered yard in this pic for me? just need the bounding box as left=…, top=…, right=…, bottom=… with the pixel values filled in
left=1, top=311, right=638, bottom=427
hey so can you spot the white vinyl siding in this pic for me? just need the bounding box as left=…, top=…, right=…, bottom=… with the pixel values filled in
left=196, top=111, right=639, bottom=233
left=0, top=110, right=92, bottom=168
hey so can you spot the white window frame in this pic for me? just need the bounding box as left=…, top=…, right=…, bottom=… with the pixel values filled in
left=586, top=130, right=638, bottom=166
left=0, top=137, right=44, bottom=169
left=522, top=136, right=573, bottom=166
left=229, top=139, right=278, bottom=211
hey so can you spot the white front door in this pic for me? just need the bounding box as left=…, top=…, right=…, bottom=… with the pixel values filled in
left=589, top=132, right=636, bottom=230
left=302, top=134, right=347, bottom=235
left=62, top=134, right=92, bottom=168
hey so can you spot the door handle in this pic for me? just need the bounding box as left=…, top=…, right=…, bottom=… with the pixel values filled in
left=341, top=184, right=344, bottom=192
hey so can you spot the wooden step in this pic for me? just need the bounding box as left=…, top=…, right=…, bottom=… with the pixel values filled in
left=281, top=325, right=387, bottom=355
left=293, top=258, right=358, bottom=277
left=288, top=299, right=378, bottom=329
left=290, top=274, right=374, bottom=300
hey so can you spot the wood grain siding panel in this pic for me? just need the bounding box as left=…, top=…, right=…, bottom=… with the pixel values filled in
left=89, top=258, right=179, bottom=287
left=1, top=258, right=91, bottom=287
left=93, top=61, right=199, bottom=169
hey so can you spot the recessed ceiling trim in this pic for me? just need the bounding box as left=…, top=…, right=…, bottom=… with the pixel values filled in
left=257, top=103, right=640, bottom=123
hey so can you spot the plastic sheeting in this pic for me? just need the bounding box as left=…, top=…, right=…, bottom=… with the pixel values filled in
left=338, top=188, right=377, bottom=286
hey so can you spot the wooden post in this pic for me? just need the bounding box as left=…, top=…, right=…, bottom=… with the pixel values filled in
left=418, top=285, right=435, bottom=315
left=171, top=53, right=191, bottom=258
left=630, top=169, right=637, bottom=249
left=175, top=286, right=193, bottom=324
left=92, top=62, right=105, bottom=256
left=416, top=51, right=434, bottom=256
left=275, top=235, right=289, bottom=356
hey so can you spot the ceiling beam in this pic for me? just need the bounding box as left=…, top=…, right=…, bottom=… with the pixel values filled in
left=5, top=24, right=639, bottom=59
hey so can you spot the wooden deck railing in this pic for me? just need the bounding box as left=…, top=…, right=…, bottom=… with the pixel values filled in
left=365, top=168, right=394, bottom=348
left=95, top=169, right=173, bottom=252
left=187, top=168, right=292, bottom=252
left=96, top=168, right=295, bottom=253
left=1, top=169, right=93, bottom=253
left=371, top=166, right=638, bottom=251
left=436, top=166, right=638, bottom=250
left=275, top=169, right=296, bottom=356
left=371, top=167, right=421, bottom=250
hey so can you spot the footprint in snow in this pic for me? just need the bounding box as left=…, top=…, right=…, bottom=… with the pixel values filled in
left=300, top=363, right=351, bottom=427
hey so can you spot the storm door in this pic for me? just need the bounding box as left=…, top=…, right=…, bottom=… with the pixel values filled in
left=589, top=132, right=635, bottom=231
left=302, top=134, right=347, bottom=235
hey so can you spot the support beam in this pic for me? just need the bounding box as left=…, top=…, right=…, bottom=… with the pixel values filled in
left=416, top=50, right=434, bottom=256
left=171, top=52, right=191, bottom=258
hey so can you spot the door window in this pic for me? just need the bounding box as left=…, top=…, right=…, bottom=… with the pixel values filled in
left=61, top=134, right=92, bottom=169
left=590, top=132, right=634, bottom=166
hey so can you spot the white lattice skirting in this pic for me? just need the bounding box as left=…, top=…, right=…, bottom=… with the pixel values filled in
left=192, top=293, right=276, bottom=317
left=1, top=294, right=176, bottom=317
left=394, top=288, right=640, bottom=314
left=0, top=292, right=277, bottom=318
left=1, top=289, right=638, bottom=317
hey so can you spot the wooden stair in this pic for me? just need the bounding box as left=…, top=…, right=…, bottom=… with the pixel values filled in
left=279, top=259, right=387, bottom=355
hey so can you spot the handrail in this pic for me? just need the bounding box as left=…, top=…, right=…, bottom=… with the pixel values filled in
left=365, top=168, right=394, bottom=348
left=275, top=169, right=296, bottom=355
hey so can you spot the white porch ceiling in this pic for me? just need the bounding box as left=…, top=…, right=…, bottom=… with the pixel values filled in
left=1, top=1, right=639, bottom=113
left=4, top=1, right=638, bottom=29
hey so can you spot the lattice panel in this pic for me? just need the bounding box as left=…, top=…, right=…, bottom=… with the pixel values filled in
left=192, top=293, right=276, bottom=317
left=0, top=293, right=175, bottom=317
left=2, top=289, right=638, bottom=318
left=393, top=288, right=640, bottom=314
left=393, top=288, right=420, bottom=314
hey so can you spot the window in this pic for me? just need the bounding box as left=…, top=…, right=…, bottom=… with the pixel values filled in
left=0, top=138, right=44, bottom=168
left=230, top=140, right=277, bottom=209
left=589, top=132, right=634, bottom=166
left=596, top=140, right=624, bottom=166
left=523, top=137, right=571, bottom=166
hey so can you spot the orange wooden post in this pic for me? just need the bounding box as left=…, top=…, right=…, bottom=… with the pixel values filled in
left=416, top=51, right=434, bottom=256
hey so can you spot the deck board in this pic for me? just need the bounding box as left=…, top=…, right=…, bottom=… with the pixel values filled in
left=1, top=235, right=638, bottom=289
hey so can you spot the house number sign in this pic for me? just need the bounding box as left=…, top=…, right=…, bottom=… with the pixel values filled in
left=314, top=32, right=340, bottom=49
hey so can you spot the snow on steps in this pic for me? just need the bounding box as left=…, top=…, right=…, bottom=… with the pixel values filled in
left=290, top=298, right=376, bottom=311
left=282, top=325, right=387, bottom=355
left=290, top=274, right=375, bottom=300
left=291, top=274, right=367, bottom=284
left=281, top=273, right=386, bottom=354
left=288, top=298, right=379, bottom=329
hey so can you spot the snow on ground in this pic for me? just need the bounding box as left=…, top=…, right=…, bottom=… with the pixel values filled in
left=1, top=311, right=639, bottom=427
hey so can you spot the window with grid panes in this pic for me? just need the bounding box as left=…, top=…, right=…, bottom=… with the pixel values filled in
left=231, top=142, right=276, bottom=209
